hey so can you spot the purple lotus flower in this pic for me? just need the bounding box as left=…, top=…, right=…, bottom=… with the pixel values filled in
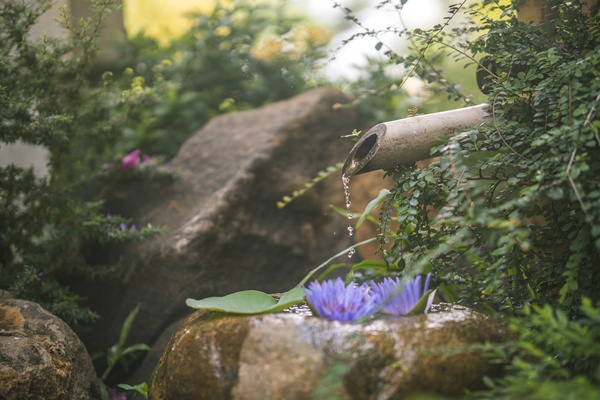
left=122, top=149, right=141, bottom=169
left=303, top=277, right=381, bottom=322
left=370, top=274, right=434, bottom=316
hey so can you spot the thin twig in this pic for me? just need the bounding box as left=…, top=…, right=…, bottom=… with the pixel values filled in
left=447, top=134, right=473, bottom=206
left=492, top=93, right=528, bottom=160
left=409, top=33, right=500, bottom=80
left=396, top=0, right=469, bottom=93
left=584, top=93, right=600, bottom=147
left=566, top=147, right=592, bottom=224
left=568, top=80, right=573, bottom=125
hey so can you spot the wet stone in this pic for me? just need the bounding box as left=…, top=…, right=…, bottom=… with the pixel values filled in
left=0, top=298, right=101, bottom=400
left=149, top=303, right=509, bottom=400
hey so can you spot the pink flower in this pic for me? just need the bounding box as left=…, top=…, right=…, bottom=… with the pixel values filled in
left=121, top=149, right=141, bottom=169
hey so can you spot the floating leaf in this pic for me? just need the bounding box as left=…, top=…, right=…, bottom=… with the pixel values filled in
left=275, top=286, right=306, bottom=310
left=186, top=238, right=377, bottom=315
left=186, top=286, right=305, bottom=314
left=350, top=259, right=389, bottom=277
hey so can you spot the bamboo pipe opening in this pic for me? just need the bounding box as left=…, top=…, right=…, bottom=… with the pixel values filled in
left=342, top=104, right=490, bottom=177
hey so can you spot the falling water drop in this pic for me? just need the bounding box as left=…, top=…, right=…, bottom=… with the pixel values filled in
left=342, top=173, right=355, bottom=258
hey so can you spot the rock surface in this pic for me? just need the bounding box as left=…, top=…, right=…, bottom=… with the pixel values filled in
left=149, top=304, right=507, bottom=400
left=0, top=298, right=100, bottom=400
left=66, top=87, right=361, bottom=360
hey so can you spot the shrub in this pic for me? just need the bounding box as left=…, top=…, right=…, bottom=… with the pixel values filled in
left=338, top=0, right=600, bottom=396
left=373, top=0, right=600, bottom=312
left=0, top=0, right=332, bottom=328
left=0, top=0, right=159, bottom=325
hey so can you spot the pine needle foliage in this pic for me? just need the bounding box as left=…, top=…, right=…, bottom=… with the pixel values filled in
left=0, top=0, right=159, bottom=326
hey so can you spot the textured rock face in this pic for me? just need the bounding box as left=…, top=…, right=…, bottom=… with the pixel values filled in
left=67, top=87, right=360, bottom=359
left=149, top=304, right=508, bottom=400
left=0, top=298, right=100, bottom=400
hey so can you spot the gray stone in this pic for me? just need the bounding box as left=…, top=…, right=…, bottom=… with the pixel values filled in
left=149, top=304, right=508, bottom=400
left=70, top=87, right=359, bottom=359
left=0, top=298, right=100, bottom=400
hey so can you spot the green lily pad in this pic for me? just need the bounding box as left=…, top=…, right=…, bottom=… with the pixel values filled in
left=186, top=286, right=305, bottom=314
left=186, top=238, right=379, bottom=316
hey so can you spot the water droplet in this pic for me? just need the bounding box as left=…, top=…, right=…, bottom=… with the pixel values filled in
left=347, top=248, right=356, bottom=258
left=342, top=174, right=352, bottom=209
left=342, top=173, right=355, bottom=257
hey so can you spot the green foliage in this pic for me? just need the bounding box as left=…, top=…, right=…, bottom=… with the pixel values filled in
left=0, top=0, right=328, bottom=328
left=117, top=383, right=148, bottom=400
left=111, top=0, right=329, bottom=157
left=0, top=0, right=162, bottom=325
left=475, top=298, right=600, bottom=400
left=277, top=162, right=344, bottom=209
left=376, top=0, right=600, bottom=312
left=334, top=0, right=600, bottom=397
left=96, top=305, right=151, bottom=399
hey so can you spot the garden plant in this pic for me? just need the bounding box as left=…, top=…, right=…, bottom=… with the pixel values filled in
left=275, top=0, right=600, bottom=398
left=3, top=0, right=600, bottom=398
left=329, top=0, right=600, bottom=398
left=0, top=0, right=329, bottom=397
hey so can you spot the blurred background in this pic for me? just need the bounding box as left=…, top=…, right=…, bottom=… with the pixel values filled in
left=124, top=0, right=448, bottom=81
left=3, top=0, right=487, bottom=174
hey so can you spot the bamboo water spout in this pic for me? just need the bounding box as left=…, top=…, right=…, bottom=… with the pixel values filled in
left=342, top=104, right=491, bottom=176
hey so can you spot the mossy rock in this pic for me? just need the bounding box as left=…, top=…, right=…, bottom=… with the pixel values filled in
left=150, top=303, right=508, bottom=400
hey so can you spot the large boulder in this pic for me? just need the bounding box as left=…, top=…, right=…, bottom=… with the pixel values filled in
left=70, top=87, right=360, bottom=359
left=0, top=297, right=100, bottom=400
left=149, top=304, right=508, bottom=399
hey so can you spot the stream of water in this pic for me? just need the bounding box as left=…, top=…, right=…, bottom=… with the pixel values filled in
left=342, top=173, right=356, bottom=258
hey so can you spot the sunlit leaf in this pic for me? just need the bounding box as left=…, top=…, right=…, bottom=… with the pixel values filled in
left=408, top=289, right=437, bottom=315
left=186, top=286, right=305, bottom=314
left=297, top=237, right=378, bottom=287
left=356, top=189, right=390, bottom=228
left=118, top=304, right=141, bottom=351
